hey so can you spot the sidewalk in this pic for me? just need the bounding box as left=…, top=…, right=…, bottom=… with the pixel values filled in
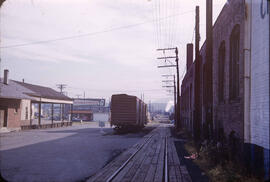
left=0, top=127, right=19, bottom=134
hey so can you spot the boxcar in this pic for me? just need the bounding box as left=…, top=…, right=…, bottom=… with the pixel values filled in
left=110, top=94, right=147, bottom=130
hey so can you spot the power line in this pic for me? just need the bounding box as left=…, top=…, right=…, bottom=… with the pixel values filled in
left=0, top=10, right=194, bottom=49
left=66, top=86, right=166, bottom=93
left=152, top=0, right=159, bottom=49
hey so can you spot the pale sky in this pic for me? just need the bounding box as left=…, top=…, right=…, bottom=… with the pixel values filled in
left=0, top=0, right=226, bottom=103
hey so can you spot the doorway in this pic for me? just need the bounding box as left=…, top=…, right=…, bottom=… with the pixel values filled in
left=0, top=109, right=8, bottom=127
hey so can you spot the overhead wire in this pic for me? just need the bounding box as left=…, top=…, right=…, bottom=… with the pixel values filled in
left=67, top=86, right=166, bottom=93
left=171, top=0, right=177, bottom=47
left=168, top=0, right=174, bottom=47
left=1, top=9, right=194, bottom=49
left=158, top=0, right=162, bottom=48
left=152, top=0, right=189, bottom=98
left=165, top=0, right=169, bottom=47
left=152, top=0, right=158, bottom=49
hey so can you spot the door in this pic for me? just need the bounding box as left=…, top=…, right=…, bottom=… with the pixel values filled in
left=0, top=109, right=7, bottom=127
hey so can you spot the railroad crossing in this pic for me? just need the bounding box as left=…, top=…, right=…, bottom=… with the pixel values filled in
left=87, top=125, right=191, bottom=182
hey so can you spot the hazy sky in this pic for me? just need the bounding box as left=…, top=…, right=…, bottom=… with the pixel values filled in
left=0, top=0, right=226, bottom=103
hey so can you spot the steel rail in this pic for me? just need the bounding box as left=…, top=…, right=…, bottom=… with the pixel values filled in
left=106, top=133, right=155, bottom=182
left=164, top=136, right=169, bottom=182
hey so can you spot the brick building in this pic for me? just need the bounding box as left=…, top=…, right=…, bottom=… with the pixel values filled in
left=0, top=70, right=73, bottom=131
left=180, top=0, right=269, bottom=179
left=180, top=44, right=195, bottom=133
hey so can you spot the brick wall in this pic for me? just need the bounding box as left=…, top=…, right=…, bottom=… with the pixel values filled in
left=0, top=98, right=21, bottom=128
left=211, top=0, right=245, bottom=139
left=0, top=98, right=31, bottom=129
left=180, top=54, right=195, bottom=132
left=179, top=0, right=269, bottom=178
left=7, top=107, right=21, bottom=128
left=180, top=0, right=246, bottom=140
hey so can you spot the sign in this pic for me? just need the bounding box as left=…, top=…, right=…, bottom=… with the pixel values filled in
left=73, top=99, right=105, bottom=106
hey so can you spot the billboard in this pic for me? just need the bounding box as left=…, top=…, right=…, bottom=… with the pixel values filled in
left=73, top=98, right=105, bottom=106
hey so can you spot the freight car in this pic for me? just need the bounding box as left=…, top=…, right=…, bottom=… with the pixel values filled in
left=110, top=94, right=147, bottom=131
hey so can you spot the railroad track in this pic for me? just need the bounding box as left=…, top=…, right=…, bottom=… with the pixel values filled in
left=105, top=132, right=169, bottom=182
left=87, top=126, right=187, bottom=182
left=105, top=133, right=156, bottom=182
left=164, top=136, right=168, bottom=182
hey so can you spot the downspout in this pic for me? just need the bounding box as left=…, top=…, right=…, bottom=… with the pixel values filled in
left=243, top=0, right=252, bottom=146
left=268, top=1, right=270, bottom=179
left=268, top=0, right=270, bottom=157
left=243, top=0, right=252, bottom=172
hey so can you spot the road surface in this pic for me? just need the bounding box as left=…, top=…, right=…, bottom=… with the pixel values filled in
left=0, top=122, right=157, bottom=182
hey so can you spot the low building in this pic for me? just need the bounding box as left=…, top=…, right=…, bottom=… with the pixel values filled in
left=69, top=110, right=93, bottom=121
left=0, top=70, right=73, bottom=130
left=71, top=98, right=109, bottom=122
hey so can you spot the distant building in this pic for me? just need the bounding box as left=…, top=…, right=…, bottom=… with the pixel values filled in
left=71, top=98, right=109, bottom=122
left=0, top=70, right=73, bottom=131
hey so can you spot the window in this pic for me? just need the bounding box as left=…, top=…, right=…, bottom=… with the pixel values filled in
left=218, top=41, right=225, bottom=102
left=229, top=25, right=240, bottom=100
left=25, top=107, right=28, bottom=120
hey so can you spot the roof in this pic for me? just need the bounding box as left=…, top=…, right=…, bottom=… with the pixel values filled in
left=0, top=80, right=35, bottom=100
left=14, top=80, right=72, bottom=101
left=0, top=79, right=72, bottom=102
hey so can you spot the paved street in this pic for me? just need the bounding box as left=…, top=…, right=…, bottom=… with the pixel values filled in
left=0, top=122, right=157, bottom=182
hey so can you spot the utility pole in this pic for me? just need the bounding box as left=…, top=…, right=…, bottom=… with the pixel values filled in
left=0, top=58, right=2, bottom=95
left=149, top=100, right=151, bottom=113
left=157, top=47, right=180, bottom=129
left=194, top=6, right=201, bottom=144
left=56, top=84, right=67, bottom=94
left=175, top=48, right=180, bottom=130
left=162, top=75, right=177, bottom=123
left=206, top=0, right=213, bottom=138
left=56, top=84, right=66, bottom=121
left=173, top=75, right=176, bottom=124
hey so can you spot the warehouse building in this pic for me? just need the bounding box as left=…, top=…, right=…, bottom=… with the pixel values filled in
left=180, top=0, right=269, bottom=179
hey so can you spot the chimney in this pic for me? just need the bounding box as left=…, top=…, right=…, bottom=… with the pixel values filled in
left=4, top=69, right=9, bottom=85
left=186, top=43, right=193, bottom=71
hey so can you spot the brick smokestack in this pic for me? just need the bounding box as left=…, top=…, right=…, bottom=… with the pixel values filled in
left=4, top=69, right=9, bottom=85
left=186, top=43, right=193, bottom=71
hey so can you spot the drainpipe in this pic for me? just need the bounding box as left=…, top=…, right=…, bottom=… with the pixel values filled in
left=51, top=103, right=54, bottom=124
left=244, top=0, right=252, bottom=147
left=38, top=97, right=41, bottom=126
left=268, top=1, right=270, bottom=180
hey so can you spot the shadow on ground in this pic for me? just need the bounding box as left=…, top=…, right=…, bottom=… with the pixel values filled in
left=171, top=129, right=209, bottom=182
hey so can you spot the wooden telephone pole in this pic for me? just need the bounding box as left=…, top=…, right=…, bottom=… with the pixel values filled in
left=206, top=0, right=213, bottom=138
left=162, top=75, right=177, bottom=123
left=157, top=47, right=180, bottom=129
left=193, top=6, right=201, bottom=143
